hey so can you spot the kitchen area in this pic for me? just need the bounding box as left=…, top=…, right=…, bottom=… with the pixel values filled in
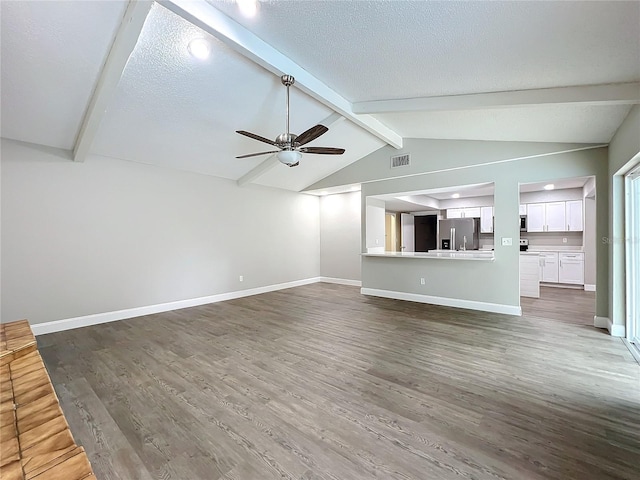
left=369, top=176, right=596, bottom=301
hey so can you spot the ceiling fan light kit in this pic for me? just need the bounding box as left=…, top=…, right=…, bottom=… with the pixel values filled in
left=236, top=74, right=345, bottom=167
left=277, top=150, right=302, bottom=167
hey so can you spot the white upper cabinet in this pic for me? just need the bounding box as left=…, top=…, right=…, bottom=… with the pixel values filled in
left=480, top=206, right=494, bottom=233
left=566, top=200, right=583, bottom=231
left=447, top=208, right=463, bottom=218
left=526, top=203, right=546, bottom=232
left=447, top=207, right=481, bottom=219
left=545, top=202, right=566, bottom=232
left=526, top=201, right=573, bottom=232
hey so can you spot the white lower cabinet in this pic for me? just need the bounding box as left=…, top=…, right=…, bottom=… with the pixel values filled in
left=539, top=252, right=559, bottom=283
left=558, top=253, right=584, bottom=284
left=537, top=251, right=584, bottom=285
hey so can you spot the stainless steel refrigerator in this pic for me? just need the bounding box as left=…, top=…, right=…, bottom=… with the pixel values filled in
left=438, top=218, right=480, bottom=251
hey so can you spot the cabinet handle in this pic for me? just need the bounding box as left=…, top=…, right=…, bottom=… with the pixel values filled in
left=560, top=260, right=562, bottom=267
left=567, top=224, right=570, bottom=231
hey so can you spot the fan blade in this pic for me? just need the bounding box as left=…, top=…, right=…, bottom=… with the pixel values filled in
left=236, top=150, right=280, bottom=159
left=299, top=147, right=345, bottom=155
left=295, top=125, right=328, bottom=146
left=236, top=130, right=277, bottom=146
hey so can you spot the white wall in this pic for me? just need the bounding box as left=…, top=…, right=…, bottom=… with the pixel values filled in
left=320, top=191, right=361, bottom=282
left=1, top=139, right=321, bottom=324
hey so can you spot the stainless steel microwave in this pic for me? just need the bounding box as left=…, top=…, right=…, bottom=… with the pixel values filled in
left=520, top=215, right=527, bottom=231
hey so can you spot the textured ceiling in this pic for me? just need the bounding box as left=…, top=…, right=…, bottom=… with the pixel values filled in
left=0, top=0, right=128, bottom=150
left=1, top=0, right=638, bottom=193
left=376, top=104, right=633, bottom=143
left=91, top=3, right=382, bottom=184
left=213, top=0, right=640, bottom=102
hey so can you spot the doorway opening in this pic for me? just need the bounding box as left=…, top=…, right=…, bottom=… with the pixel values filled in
left=518, top=176, right=596, bottom=325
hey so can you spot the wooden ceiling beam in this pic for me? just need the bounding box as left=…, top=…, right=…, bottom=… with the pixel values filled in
left=352, top=82, right=640, bottom=114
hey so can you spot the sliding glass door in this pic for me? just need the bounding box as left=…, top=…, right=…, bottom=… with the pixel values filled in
left=626, top=165, right=640, bottom=353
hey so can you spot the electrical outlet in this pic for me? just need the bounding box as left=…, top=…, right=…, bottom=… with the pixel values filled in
left=563, top=237, right=567, bottom=243
left=420, top=278, right=425, bottom=285
left=239, top=275, right=243, bottom=282
left=375, top=239, right=379, bottom=245
left=501, top=237, right=513, bottom=246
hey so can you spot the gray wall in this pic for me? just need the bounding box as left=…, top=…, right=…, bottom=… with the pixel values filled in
left=320, top=191, right=361, bottom=281
left=318, top=139, right=608, bottom=315
left=308, top=139, right=596, bottom=191
left=584, top=196, right=597, bottom=286
left=608, top=105, right=640, bottom=329
left=1, top=139, right=321, bottom=324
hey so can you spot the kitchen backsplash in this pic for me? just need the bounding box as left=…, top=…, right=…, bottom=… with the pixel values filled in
left=521, top=232, right=583, bottom=246
left=477, top=232, right=583, bottom=249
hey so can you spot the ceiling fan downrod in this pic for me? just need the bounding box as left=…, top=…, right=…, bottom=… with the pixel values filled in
left=278, top=75, right=296, bottom=149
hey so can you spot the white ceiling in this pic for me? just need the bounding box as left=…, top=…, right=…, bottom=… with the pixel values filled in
left=1, top=1, right=639, bottom=192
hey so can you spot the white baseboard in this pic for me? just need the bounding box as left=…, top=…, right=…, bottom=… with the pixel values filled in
left=31, top=277, right=322, bottom=336
left=609, top=320, right=625, bottom=337
left=584, top=284, right=596, bottom=292
left=593, top=315, right=625, bottom=337
left=361, top=288, right=521, bottom=316
left=593, top=316, right=609, bottom=329
left=320, top=277, right=362, bottom=287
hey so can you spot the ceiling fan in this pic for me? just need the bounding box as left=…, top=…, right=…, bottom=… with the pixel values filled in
left=235, top=74, right=345, bottom=167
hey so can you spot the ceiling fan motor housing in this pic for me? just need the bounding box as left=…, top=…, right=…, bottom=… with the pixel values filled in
left=276, top=132, right=298, bottom=148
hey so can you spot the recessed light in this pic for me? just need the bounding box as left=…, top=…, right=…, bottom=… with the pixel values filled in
left=451, top=193, right=460, bottom=199
left=236, top=0, right=258, bottom=18
left=543, top=184, right=555, bottom=190
left=187, top=38, right=210, bottom=60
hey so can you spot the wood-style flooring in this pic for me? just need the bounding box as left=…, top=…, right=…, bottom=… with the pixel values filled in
left=521, top=286, right=596, bottom=325
left=38, top=283, right=639, bottom=480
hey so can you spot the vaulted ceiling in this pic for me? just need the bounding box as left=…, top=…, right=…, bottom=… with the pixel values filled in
left=2, top=1, right=639, bottom=192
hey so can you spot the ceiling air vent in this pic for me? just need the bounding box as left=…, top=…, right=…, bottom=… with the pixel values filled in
left=390, top=153, right=410, bottom=168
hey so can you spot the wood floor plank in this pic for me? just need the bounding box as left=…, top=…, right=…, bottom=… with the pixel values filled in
left=38, top=283, right=639, bottom=480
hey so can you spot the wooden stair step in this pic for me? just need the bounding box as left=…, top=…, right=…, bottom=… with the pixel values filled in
left=0, top=436, right=20, bottom=467
left=0, top=420, right=18, bottom=443
left=17, top=402, right=63, bottom=435
left=0, top=409, right=16, bottom=428
left=20, top=428, right=75, bottom=458
left=10, top=354, right=45, bottom=379
left=19, top=415, right=69, bottom=451
left=27, top=448, right=93, bottom=480
left=0, top=459, right=24, bottom=480
left=14, top=382, right=55, bottom=406
left=21, top=444, right=77, bottom=476
left=11, top=369, right=50, bottom=397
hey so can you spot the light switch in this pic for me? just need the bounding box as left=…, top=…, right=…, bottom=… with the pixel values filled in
left=501, top=237, right=513, bottom=246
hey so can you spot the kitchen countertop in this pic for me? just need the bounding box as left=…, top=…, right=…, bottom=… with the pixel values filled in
left=362, top=251, right=495, bottom=261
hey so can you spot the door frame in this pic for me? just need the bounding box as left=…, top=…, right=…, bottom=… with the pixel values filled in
left=624, top=162, right=640, bottom=360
